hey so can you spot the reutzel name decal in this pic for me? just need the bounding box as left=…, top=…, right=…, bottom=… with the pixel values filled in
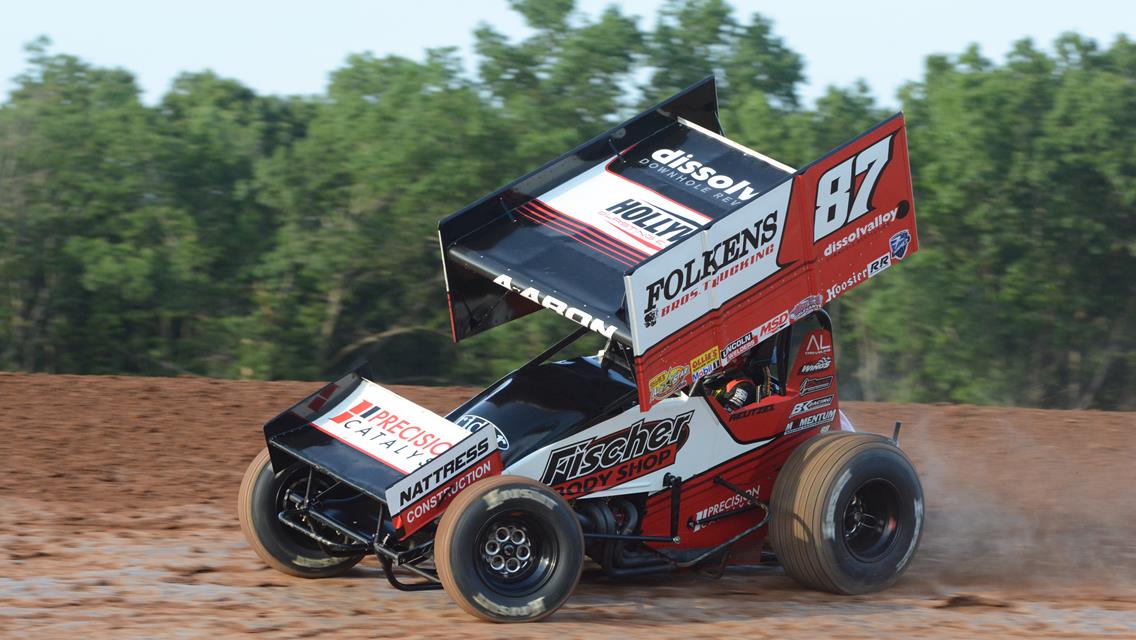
left=541, top=411, right=692, bottom=496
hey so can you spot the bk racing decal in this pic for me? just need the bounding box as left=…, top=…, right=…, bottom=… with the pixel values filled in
left=313, top=380, right=472, bottom=474
left=541, top=411, right=692, bottom=497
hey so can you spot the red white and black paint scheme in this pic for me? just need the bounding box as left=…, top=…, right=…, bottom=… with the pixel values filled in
left=239, top=77, right=926, bottom=623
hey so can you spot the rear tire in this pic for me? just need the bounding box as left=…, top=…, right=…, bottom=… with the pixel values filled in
left=237, top=448, right=364, bottom=578
left=435, top=475, right=584, bottom=622
left=769, top=432, right=923, bottom=594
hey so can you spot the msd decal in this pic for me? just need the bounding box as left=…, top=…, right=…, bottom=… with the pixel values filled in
left=541, top=411, right=692, bottom=497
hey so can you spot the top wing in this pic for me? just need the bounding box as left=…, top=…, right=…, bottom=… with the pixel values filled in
left=439, top=77, right=791, bottom=345
left=438, top=77, right=918, bottom=411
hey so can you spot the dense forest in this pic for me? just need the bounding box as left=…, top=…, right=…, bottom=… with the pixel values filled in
left=1, top=0, right=1132, bottom=409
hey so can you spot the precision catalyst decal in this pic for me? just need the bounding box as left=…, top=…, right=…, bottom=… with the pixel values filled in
left=541, top=411, right=693, bottom=497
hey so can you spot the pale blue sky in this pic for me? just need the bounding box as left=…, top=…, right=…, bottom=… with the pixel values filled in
left=1, top=0, right=1130, bottom=108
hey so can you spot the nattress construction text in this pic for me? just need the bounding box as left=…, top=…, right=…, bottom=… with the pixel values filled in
left=385, top=426, right=501, bottom=536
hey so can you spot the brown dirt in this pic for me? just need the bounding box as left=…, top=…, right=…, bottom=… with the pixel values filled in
left=1, top=372, right=1134, bottom=638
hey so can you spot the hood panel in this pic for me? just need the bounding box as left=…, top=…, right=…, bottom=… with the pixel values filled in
left=448, top=356, right=637, bottom=465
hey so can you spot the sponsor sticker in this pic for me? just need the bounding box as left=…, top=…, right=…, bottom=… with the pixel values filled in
left=690, top=346, right=721, bottom=382
left=799, top=356, right=832, bottom=374
left=789, top=395, right=834, bottom=418
left=721, top=331, right=756, bottom=364
left=314, top=381, right=471, bottom=474
left=799, top=376, right=834, bottom=396
left=541, top=411, right=693, bottom=497
left=784, top=409, right=837, bottom=435
left=756, top=310, right=790, bottom=341
left=455, top=414, right=509, bottom=451
left=649, top=365, right=690, bottom=400
left=690, top=484, right=761, bottom=531
left=789, top=295, right=823, bottom=322
left=805, top=333, right=832, bottom=357
left=890, top=229, right=912, bottom=260
left=867, top=253, right=891, bottom=278
left=385, top=427, right=501, bottom=536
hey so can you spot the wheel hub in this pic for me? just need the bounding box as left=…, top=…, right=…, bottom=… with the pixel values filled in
left=482, top=524, right=533, bottom=578
left=841, top=479, right=901, bottom=563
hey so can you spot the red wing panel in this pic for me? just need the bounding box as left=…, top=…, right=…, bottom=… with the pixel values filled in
left=628, top=114, right=916, bottom=410
left=798, top=115, right=918, bottom=305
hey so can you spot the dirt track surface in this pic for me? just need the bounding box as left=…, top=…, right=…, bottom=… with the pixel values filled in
left=2, top=373, right=1134, bottom=638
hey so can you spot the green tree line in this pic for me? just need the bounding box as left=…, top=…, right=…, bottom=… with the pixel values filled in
left=1, top=0, right=1131, bottom=409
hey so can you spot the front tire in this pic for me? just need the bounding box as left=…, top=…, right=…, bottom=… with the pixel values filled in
left=237, top=448, right=364, bottom=578
left=769, top=432, right=923, bottom=594
left=435, top=475, right=584, bottom=622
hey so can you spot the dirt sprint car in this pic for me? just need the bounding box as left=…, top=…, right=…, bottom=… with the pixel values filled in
left=239, top=76, right=924, bottom=622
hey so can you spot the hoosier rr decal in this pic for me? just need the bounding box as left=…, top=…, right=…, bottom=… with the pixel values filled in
left=541, top=411, right=693, bottom=496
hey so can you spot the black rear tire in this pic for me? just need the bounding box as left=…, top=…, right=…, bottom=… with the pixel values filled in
left=769, top=432, right=923, bottom=594
left=435, top=475, right=584, bottom=622
left=237, top=448, right=364, bottom=578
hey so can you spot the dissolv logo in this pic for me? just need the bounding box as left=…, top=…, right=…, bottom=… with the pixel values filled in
left=540, top=412, right=692, bottom=496
left=642, top=148, right=760, bottom=202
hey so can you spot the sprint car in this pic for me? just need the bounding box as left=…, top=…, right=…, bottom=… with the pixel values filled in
left=239, top=76, right=924, bottom=622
